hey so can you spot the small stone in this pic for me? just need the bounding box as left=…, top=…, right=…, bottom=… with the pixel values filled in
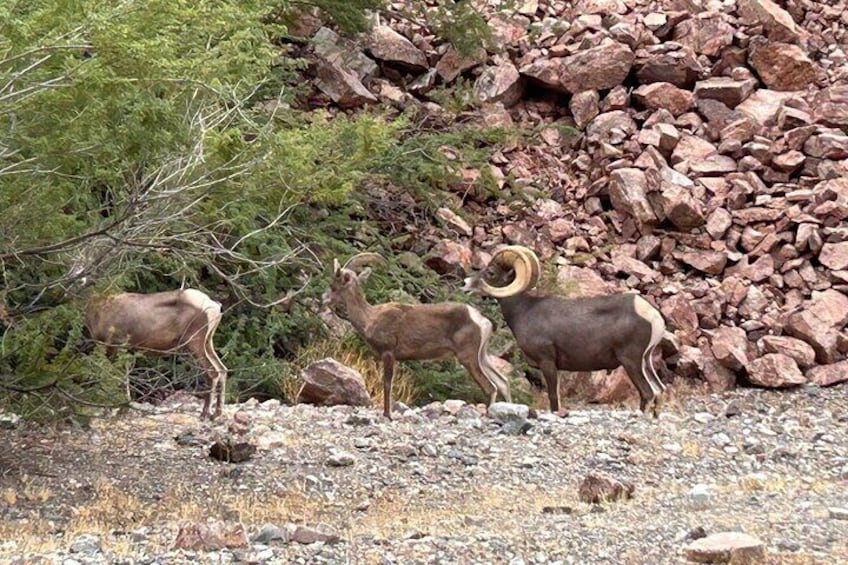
left=290, top=524, right=341, bottom=545
left=828, top=507, right=848, bottom=520
left=578, top=473, right=634, bottom=504
left=685, top=531, right=766, bottom=563
left=0, top=412, right=21, bottom=430
left=69, top=534, right=102, bottom=554
left=327, top=449, right=356, bottom=467
left=252, top=523, right=290, bottom=545
left=500, top=418, right=533, bottom=436
left=689, top=484, right=714, bottom=509
left=487, top=402, right=530, bottom=423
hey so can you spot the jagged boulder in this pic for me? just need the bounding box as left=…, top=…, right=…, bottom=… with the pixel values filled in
left=298, top=358, right=372, bottom=407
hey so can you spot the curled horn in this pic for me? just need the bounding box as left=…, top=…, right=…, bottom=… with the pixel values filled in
left=480, top=246, right=540, bottom=298
left=342, top=252, right=387, bottom=272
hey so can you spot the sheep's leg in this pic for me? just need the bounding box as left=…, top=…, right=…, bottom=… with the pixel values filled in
left=458, top=357, right=498, bottom=406
left=382, top=352, right=395, bottom=420
left=205, top=343, right=227, bottom=419
left=539, top=360, right=561, bottom=414
left=642, top=345, right=665, bottom=417
left=617, top=349, right=656, bottom=418
left=188, top=342, right=218, bottom=421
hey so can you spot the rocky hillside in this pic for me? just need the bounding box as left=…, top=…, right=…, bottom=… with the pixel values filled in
left=295, top=0, right=847, bottom=397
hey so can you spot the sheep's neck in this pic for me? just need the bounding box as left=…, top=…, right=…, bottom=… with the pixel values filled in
left=496, top=295, right=527, bottom=330
left=344, top=288, right=374, bottom=335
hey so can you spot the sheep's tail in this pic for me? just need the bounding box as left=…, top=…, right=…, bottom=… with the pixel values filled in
left=468, top=307, right=512, bottom=402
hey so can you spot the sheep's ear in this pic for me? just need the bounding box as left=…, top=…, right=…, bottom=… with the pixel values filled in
left=357, top=267, right=372, bottom=283
left=333, top=258, right=340, bottom=274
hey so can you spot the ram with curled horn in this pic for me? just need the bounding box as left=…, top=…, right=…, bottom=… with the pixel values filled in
left=322, top=252, right=512, bottom=419
left=463, top=246, right=667, bottom=417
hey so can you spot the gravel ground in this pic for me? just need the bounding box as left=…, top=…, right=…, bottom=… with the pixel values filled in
left=2, top=385, right=847, bottom=564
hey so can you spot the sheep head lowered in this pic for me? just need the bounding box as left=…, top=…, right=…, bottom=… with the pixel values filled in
left=85, top=289, right=228, bottom=420
left=323, top=252, right=512, bottom=419
left=464, top=246, right=667, bottom=417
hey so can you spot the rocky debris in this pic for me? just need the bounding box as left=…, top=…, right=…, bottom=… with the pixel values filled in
left=474, top=60, right=524, bottom=107
left=290, top=524, right=341, bottom=545
left=578, top=473, right=634, bottom=504
left=709, top=326, right=750, bottom=372
left=366, top=26, right=427, bottom=71
left=208, top=438, right=256, bottom=463
left=69, top=534, right=101, bottom=555
left=4, top=387, right=848, bottom=563
left=298, top=358, right=371, bottom=407
left=313, top=61, right=377, bottom=108
left=0, top=411, right=20, bottom=429
left=746, top=353, right=806, bottom=388
left=684, top=531, right=767, bottom=564
left=758, top=335, right=816, bottom=369
left=805, top=360, right=848, bottom=387
left=173, top=521, right=250, bottom=551
left=487, top=402, right=530, bottom=423
left=748, top=39, right=817, bottom=91
left=785, top=290, right=848, bottom=364
left=326, top=448, right=356, bottom=467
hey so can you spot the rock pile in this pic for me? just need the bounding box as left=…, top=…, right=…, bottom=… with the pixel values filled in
left=296, top=0, right=848, bottom=396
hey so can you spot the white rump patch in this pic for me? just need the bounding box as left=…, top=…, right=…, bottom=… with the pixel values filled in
left=182, top=288, right=222, bottom=316
left=635, top=295, right=666, bottom=394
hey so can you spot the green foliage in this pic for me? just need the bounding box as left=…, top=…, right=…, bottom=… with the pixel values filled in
left=0, top=0, right=510, bottom=418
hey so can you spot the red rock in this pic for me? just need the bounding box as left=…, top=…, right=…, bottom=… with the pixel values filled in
left=660, top=293, right=700, bottom=342
left=298, top=358, right=371, bottom=407
left=173, top=521, right=250, bottom=551
left=737, top=0, right=803, bottom=43
left=806, top=361, right=848, bottom=387
left=367, top=26, right=428, bottom=70
left=706, top=208, right=733, bottom=239
left=557, top=266, right=611, bottom=297
left=592, top=367, right=639, bottom=404
left=813, top=86, right=848, bottom=128
left=314, top=61, right=378, bottom=108
left=803, top=132, right=848, bottom=160
left=660, top=184, right=706, bottom=229
left=671, top=134, right=718, bottom=166
left=586, top=111, right=637, bottom=145
left=570, top=90, right=600, bottom=129
left=673, top=14, right=734, bottom=57
left=435, top=47, right=487, bottom=83
left=312, top=27, right=377, bottom=80
left=632, top=82, right=694, bottom=116
left=425, top=240, right=473, bottom=273
left=635, top=46, right=703, bottom=88
left=473, top=61, right=524, bottom=108
left=521, top=41, right=633, bottom=93
left=693, top=77, right=757, bottom=108
left=737, top=90, right=796, bottom=127
left=785, top=289, right=848, bottom=364
left=578, top=473, right=634, bottom=504
left=710, top=326, right=750, bottom=371
left=747, top=353, right=806, bottom=388
left=679, top=249, right=727, bottom=275
left=608, top=168, right=658, bottom=228
left=488, top=14, right=530, bottom=48
left=684, top=531, right=767, bottom=564
left=819, top=242, right=848, bottom=270
left=771, top=150, right=805, bottom=173
left=759, top=335, right=816, bottom=368
left=748, top=40, right=817, bottom=92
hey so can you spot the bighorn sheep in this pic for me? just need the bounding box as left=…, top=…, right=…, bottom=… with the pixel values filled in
left=463, top=246, right=667, bottom=417
left=84, top=289, right=228, bottom=420
left=323, top=253, right=512, bottom=419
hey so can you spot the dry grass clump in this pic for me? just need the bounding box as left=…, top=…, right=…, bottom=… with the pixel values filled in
left=286, top=336, right=417, bottom=406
